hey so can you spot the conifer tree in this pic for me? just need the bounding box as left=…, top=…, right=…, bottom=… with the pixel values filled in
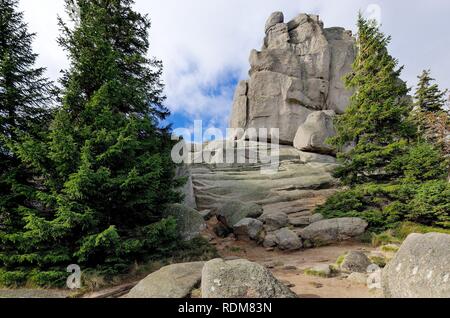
left=0, top=0, right=53, bottom=285
left=2, top=0, right=180, bottom=286
left=330, top=14, right=415, bottom=185
left=414, top=70, right=447, bottom=113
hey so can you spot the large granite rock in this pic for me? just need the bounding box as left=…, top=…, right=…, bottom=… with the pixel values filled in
left=176, top=165, right=197, bottom=209
left=201, top=258, right=297, bottom=298
left=274, top=228, right=302, bottom=251
left=293, top=110, right=336, bottom=154
left=125, top=262, right=204, bottom=298
left=217, top=201, right=263, bottom=229
left=298, top=217, right=368, bottom=245
left=382, top=233, right=450, bottom=298
left=230, top=12, right=356, bottom=144
left=163, top=204, right=206, bottom=241
left=233, top=218, right=264, bottom=241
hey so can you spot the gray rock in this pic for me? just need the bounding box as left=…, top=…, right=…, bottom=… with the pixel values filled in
left=176, top=165, right=197, bottom=209
left=382, top=233, right=450, bottom=298
left=305, top=264, right=332, bottom=277
left=293, top=111, right=337, bottom=155
left=340, top=251, right=372, bottom=273
left=163, top=204, right=206, bottom=241
left=201, top=259, right=297, bottom=298
left=230, top=12, right=355, bottom=144
left=263, top=232, right=278, bottom=248
left=274, top=228, right=303, bottom=251
left=265, top=11, right=284, bottom=33
left=125, top=262, right=204, bottom=298
left=298, top=218, right=368, bottom=245
left=233, top=218, right=264, bottom=241
left=218, top=201, right=263, bottom=229
left=199, top=209, right=213, bottom=221
left=310, top=213, right=325, bottom=224
left=347, top=272, right=369, bottom=285
left=260, top=212, right=289, bottom=232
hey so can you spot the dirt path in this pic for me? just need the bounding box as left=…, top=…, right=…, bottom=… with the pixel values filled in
left=212, top=231, right=382, bottom=298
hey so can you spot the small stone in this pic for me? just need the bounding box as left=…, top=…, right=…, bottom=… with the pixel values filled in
left=304, top=264, right=332, bottom=278
left=340, top=251, right=372, bottom=273
left=347, top=272, right=368, bottom=285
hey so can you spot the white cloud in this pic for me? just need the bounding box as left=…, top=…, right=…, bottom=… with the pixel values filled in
left=18, top=0, right=450, bottom=128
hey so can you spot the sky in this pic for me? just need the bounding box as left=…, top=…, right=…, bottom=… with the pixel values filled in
left=17, top=0, right=450, bottom=133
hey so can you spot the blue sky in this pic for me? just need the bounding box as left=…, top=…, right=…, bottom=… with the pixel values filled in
left=18, top=0, right=450, bottom=136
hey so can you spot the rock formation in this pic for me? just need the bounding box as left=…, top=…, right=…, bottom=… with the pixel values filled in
left=201, top=258, right=297, bottom=298
left=230, top=12, right=356, bottom=145
left=382, top=233, right=450, bottom=298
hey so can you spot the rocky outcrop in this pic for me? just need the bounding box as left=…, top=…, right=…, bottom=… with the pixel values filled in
left=233, top=218, right=264, bottom=241
left=340, top=251, right=372, bottom=273
left=293, top=110, right=336, bottom=154
left=298, top=217, right=368, bottom=245
left=125, top=262, right=204, bottom=298
left=217, top=201, right=263, bottom=229
left=382, top=233, right=450, bottom=298
left=230, top=12, right=356, bottom=144
left=274, top=228, right=303, bottom=251
left=163, top=204, right=206, bottom=241
left=201, top=258, right=297, bottom=298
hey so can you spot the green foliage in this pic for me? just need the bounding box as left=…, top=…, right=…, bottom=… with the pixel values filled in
left=318, top=180, right=450, bottom=231
left=321, top=15, right=449, bottom=233
left=1, top=0, right=186, bottom=286
left=414, top=70, right=448, bottom=113
left=330, top=14, right=415, bottom=186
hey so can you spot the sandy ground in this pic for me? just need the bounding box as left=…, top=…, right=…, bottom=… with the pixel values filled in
left=210, top=226, right=383, bottom=298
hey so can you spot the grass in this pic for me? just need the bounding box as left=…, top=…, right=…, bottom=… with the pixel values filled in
left=371, top=222, right=450, bottom=247
left=304, top=268, right=330, bottom=278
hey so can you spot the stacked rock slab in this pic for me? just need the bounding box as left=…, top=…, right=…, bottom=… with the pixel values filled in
left=230, top=12, right=356, bottom=145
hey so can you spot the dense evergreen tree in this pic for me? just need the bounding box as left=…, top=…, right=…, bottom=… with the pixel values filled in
left=330, top=14, right=415, bottom=185
left=1, top=0, right=181, bottom=286
left=0, top=0, right=54, bottom=286
left=319, top=15, right=449, bottom=231
left=414, top=70, right=447, bottom=113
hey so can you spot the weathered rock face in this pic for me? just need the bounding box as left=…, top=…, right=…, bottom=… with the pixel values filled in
left=230, top=12, right=356, bottom=144
left=298, top=217, right=368, bottom=245
left=163, top=204, right=206, bottom=241
left=125, top=262, right=204, bottom=298
left=201, top=258, right=297, bottom=298
left=382, top=233, right=450, bottom=298
left=233, top=218, right=264, bottom=241
left=217, top=201, right=263, bottom=229
left=293, top=110, right=336, bottom=154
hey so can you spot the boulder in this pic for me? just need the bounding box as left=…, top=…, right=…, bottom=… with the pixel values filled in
left=274, top=228, right=302, bottom=251
left=233, top=218, right=264, bottom=241
left=125, top=262, right=204, bottom=298
left=305, top=264, right=332, bottom=278
left=259, top=212, right=289, bottom=232
left=293, top=110, right=336, bottom=155
left=217, top=201, right=263, bottom=229
left=176, top=165, right=197, bottom=209
left=340, top=251, right=372, bottom=273
left=263, top=232, right=278, bottom=248
left=347, top=272, right=369, bottom=285
left=265, top=11, right=284, bottom=33
left=230, top=12, right=356, bottom=144
left=298, top=218, right=368, bottom=245
left=382, top=233, right=450, bottom=298
left=163, top=204, right=206, bottom=241
left=201, top=259, right=297, bottom=298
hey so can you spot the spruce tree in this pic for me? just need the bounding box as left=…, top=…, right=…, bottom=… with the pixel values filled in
left=2, top=0, right=180, bottom=286
left=330, top=14, right=415, bottom=185
left=0, top=0, right=53, bottom=286
left=414, top=70, right=447, bottom=113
